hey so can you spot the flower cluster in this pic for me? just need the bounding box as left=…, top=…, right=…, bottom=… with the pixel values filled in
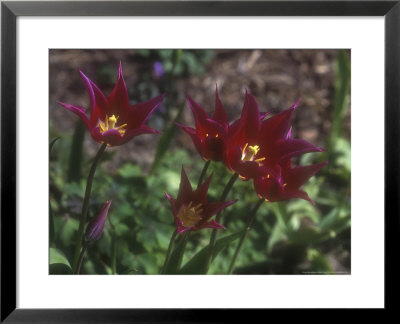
left=59, top=63, right=326, bottom=238
left=56, top=60, right=333, bottom=276
left=179, top=88, right=327, bottom=205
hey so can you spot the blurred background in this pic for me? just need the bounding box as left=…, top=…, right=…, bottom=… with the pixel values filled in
left=49, top=49, right=351, bottom=274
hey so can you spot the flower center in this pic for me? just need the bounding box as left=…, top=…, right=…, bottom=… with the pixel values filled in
left=241, top=143, right=265, bottom=164
left=98, top=114, right=127, bottom=136
left=177, top=201, right=203, bottom=227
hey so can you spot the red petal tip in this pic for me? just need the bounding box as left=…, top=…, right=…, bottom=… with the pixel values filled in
left=292, top=98, right=302, bottom=109
left=118, top=62, right=124, bottom=78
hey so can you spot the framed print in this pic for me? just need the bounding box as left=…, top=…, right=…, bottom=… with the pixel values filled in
left=1, top=0, right=399, bottom=321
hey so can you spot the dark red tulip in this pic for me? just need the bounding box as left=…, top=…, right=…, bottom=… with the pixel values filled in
left=176, top=87, right=230, bottom=161
left=58, top=62, right=165, bottom=146
left=254, top=160, right=328, bottom=204
left=224, top=90, right=323, bottom=180
left=165, top=167, right=236, bottom=234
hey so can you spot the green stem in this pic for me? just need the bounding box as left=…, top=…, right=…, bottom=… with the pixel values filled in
left=206, top=172, right=239, bottom=272
left=161, top=229, right=178, bottom=274
left=72, top=143, right=107, bottom=273
left=75, top=242, right=89, bottom=275
left=174, top=232, right=189, bottom=272
left=228, top=198, right=264, bottom=274
left=198, top=160, right=211, bottom=188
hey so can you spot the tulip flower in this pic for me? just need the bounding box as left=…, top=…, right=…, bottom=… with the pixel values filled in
left=58, top=62, right=165, bottom=146
left=224, top=90, right=323, bottom=180
left=165, top=167, right=236, bottom=233
left=254, top=160, right=328, bottom=204
left=85, top=200, right=112, bottom=241
left=176, top=87, right=230, bottom=161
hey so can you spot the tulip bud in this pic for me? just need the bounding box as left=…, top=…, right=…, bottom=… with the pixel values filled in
left=85, top=200, right=112, bottom=242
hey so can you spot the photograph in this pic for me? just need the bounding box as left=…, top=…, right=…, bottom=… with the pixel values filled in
left=49, top=49, right=351, bottom=275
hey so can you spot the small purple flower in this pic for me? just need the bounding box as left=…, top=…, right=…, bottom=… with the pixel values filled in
left=85, top=200, right=112, bottom=242
left=153, top=61, right=164, bottom=78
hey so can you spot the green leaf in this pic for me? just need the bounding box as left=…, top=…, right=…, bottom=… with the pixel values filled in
left=49, top=248, right=72, bottom=274
left=50, top=247, right=71, bottom=266
left=179, top=230, right=245, bottom=274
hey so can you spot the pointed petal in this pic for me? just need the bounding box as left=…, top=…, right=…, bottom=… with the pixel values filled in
left=212, top=85, right=229, bottom=126
left=286, top=127, right=292, bottom=139
left=231, top=90, right=261, bottom=145
left=164, top=192, right=177, bottom=216
left=203, top=200, right=237, bottom=219
left=285, top=161, right=328, bottom=190
left=57, top=101, right=91, bottom=130
left=193, top=173, right=213, bottom=204
left=128, top=93, right=166, bottom=128
left=120, top=125, right=160, bottom=145
left=197, top=219, right=225, bottom=230
left=175, top=123, right=203, bottom=157
left=260, top=101, right=298, bottom=142
left=79, top=70, right=103, bottom=124
left=89, top=80, right=110, bottom=116
left=269, top=139, right=324, bottom=165
left=177, top=225, right=191, bottom=234
left=244, top=90, right=261, bottom=141
left=186, top=94, right=209, bottom=128
left=278, top=189, right=315, bottom=204
left=108, top=62, right=130, bottom=112
left=176, top=167, right=193, bottom=207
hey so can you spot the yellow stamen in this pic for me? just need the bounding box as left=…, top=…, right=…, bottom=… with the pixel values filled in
left=283, top=183, right=287, bottom=187
left=206, top=133, right=209, bottom=137
left=215, top=134, right=219, bottom=138
left=241, top=143, right=248, bottom=158
left=177, top=201, right=203, bottom=227
left=241, top=144, right=264, bottom=163
left=266, top=174, right=270, bottom=179
left=98, top=114, right=127, bottom=136
left=116, top=123, right=128, bottom=130
left=99, top=121, right=106, bottom=133
left=264, top=198, right=269, bottom=202
left=108, top=115, right=117, bottom=129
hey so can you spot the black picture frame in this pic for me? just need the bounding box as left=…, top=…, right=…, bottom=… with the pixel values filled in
left=1, top=0, right=399, bottom=321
